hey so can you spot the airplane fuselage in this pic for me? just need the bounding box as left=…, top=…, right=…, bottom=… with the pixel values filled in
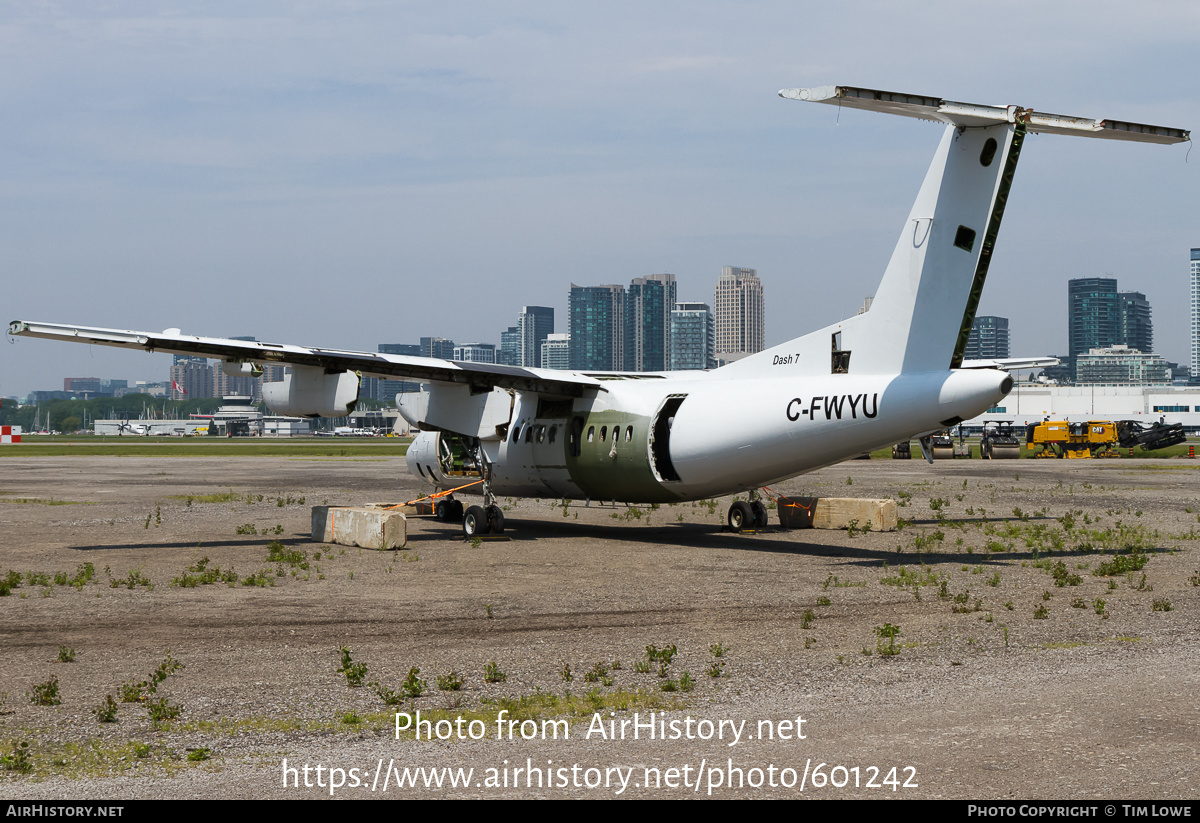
left=405, top=367, right=1011, bottom=503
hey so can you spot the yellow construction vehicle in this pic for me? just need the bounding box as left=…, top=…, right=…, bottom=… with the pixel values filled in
left=1025, top=420, right=1117, bottom=458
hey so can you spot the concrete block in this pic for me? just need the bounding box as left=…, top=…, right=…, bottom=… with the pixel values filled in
left=311, top=506, right=407, bottom=549
left=776, top=497, right=897, bottom=532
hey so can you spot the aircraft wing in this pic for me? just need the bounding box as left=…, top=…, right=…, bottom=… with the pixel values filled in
left=959, top=357, right=1060, bottom=371
left=7, top=320, right=603, bottom=398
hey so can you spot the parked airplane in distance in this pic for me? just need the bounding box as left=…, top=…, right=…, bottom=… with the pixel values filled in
left=11, top=86, right=1188, bottom=537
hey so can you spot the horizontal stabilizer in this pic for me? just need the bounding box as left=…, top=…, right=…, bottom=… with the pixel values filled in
left=780, top=85, right=1190, bottom=145
left=959, top=357, right=1060, bottom=371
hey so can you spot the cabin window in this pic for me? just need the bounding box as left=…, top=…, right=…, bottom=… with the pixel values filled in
left=525, top=426, right=534, bottom=443
left=600, top=426, right=608, bottom=442
left=625, top=425, right=633, bottom=442
left=587, top=426, right=595, bottom=443
left=511, top=425, right=521, bottom=443
left=569, top=417, right=583, bottom=457
left=548, top=425, right=557, bottom=444
left=979, top=137, right=998, bottom=167
left=954, top=225, right=976, bottom=252
left=536, top=425, right=545, bottom=444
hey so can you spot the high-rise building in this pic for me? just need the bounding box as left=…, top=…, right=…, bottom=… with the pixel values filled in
left=170, top=355, right=213, bottom=400
left=628, top=274, right=676, bottom=372
left=1069, top=278, right=1155, bottom=380
left=669, top=302, right=716, bottom=371
left=420, top=337, right=455, bottom=359
left=1068, top=277, right=1119, bottom=363
left=517, top=307, right=554, bottom=368
left=714, top=266, right=764, bottom=363
left=63, top=377, right=125, bottom=397
left=498, top=326, right=520, bottom=366
left=1191, top=249, right=1200, bottom=379
left=964, top=316, right=1010, bottom=361
left=540, top=333, right=571, bottom=370
left=378, top=344, right=422, bottom=399
left=379, top=343, right=420, bottom=357
left=1118, top=291, right=1153, bottom=354
left=569, top=284, right=627, bottom=370
left=452, top=343, right=497, bottom=363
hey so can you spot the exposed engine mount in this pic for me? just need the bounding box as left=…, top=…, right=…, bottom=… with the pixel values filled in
left=261, top=366, right=360, bottom=418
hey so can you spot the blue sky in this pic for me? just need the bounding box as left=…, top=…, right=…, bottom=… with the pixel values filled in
left=3, top=1, right=1197, bottom=396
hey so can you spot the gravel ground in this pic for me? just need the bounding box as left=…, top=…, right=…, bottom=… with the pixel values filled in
left=0, top=454, right=1197, bottom=799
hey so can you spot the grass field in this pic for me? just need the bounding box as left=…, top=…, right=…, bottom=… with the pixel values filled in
left=0, top=436, right=411, bottom=457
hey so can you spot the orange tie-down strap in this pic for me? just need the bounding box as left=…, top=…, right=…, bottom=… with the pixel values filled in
left=760, top=486, right=815, bottom=515
left=389, top=479, right=484, bottom=509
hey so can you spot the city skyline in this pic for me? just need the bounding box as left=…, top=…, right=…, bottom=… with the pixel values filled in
left=11, top=260, right=1196, bottom=399
left=1068, top=277, right=1156, bottom=379
left=3, top=5, right=1196, bottom=396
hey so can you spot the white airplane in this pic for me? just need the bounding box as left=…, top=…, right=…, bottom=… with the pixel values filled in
left=9, top=86, right=1188, bottom=537
left=115, top=421, right=151, bottom=436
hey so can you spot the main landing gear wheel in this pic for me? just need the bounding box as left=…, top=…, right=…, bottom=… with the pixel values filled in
left=463, top=504, right=505, bottom=537
left=463, top=505, right=488, bottom=537
left=435, top=499, right=465, bottom=523
left=751, top=501, right=769, bottom=529
left=728, top=501, right=754, bottom=533
left=486, top=505, right=505, bottom=534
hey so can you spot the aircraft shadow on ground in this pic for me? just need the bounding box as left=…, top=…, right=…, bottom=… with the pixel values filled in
left=68, top=537, right=306, bottom=553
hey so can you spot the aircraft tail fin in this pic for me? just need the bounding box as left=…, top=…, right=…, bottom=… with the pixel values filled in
left=721, top=86, right=1187, bottom=377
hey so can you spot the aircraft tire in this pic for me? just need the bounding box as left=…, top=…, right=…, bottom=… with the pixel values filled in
left=435, top=500, right=451, bottom=521
left=486, top=505, right=505, bottom=534
left=450, top=500, right=464, bottom=522
left=728, top=501, right=753, bottom=533
left=751, top=501, right=769, bottom=529
left=463, top=506, right=489, bottom=537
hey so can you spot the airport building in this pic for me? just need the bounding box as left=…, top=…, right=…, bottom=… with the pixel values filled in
left=967, top=383, right=1200, bottom=432
left=1191, top=248, right=1200, bottom=378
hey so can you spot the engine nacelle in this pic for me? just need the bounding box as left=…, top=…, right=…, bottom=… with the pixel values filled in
left=261, top=367, right=360, bottom=418
left=221, top=360, right=264, bottom=378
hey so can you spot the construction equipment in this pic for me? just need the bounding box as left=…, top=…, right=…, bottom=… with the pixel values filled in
left=980, top=421, right=1022, bottom=459
left=928, top=431, right=955, bottom=460
left=1025, top=420, right=1118, bottom=459
left=1116, top=420, right=1188, bottom=452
